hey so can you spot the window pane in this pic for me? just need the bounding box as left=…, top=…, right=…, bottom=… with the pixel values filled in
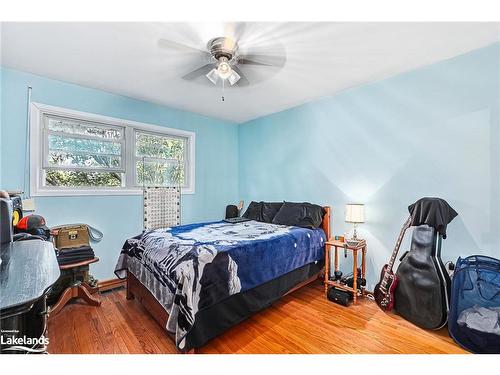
left=49, top=135, right=121, bottom=155
left=47, top=117, right=122, bottom=140
left=47, top=151, right=121, bottom=169
left=136, top=160, right=184, bottom=186
left=136, top=132, right=185, bottom=160
left=45, top=170, right=122, bottom=187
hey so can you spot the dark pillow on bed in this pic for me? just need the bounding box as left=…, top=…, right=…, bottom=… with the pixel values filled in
left=272, top=202, right=325, bottom=229
left=242, top=201, right=264, bottom=221
left=261, top=202, right=284, bottom=223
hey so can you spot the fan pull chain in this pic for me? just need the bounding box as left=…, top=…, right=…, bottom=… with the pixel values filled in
left=221, top=79, right=225, bottom=102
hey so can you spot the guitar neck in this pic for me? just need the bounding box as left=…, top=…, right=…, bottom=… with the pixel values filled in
left=383, top=216, right=412, bottom=281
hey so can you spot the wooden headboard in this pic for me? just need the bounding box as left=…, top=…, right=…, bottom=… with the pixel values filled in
left=322, top=206, right=331, bottom=241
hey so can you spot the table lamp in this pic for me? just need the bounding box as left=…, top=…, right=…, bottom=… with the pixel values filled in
left=345, top=203, right=365, bottom=240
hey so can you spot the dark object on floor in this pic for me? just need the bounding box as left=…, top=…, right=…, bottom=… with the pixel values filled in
left=344, top=270, right=366, bottom=290
left=327, top=286, right=352, bottom=306
left=333, top=270, right=343, bottom=281
left=408, top=197, right=458, bottom=239
left=225, top=204, right=239, bottom=219
left=448, top=255, right=500, bottom=353
left=395, top=225, right=451, bottom=330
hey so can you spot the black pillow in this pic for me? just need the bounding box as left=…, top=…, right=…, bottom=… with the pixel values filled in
left=261, top=202, right=284, bottom=223
left=272, top=202, right=325, bottom=229
left=242, top=201, right=263, bottom=221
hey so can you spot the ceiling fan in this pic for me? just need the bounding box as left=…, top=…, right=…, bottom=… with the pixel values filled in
left=158, top=35, right=286, bottom=90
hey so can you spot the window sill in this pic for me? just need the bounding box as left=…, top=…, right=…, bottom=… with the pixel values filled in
left=31, top=187, right=194, bottom=197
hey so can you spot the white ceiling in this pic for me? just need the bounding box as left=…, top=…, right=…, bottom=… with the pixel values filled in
left=1, top=22, right=499, bottom=123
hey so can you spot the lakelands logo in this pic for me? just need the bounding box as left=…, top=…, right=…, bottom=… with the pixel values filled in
left=1, top=332, right=50, bottom=347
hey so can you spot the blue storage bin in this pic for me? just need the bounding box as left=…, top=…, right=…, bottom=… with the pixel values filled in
left=448, top=255, right=500, bottom=353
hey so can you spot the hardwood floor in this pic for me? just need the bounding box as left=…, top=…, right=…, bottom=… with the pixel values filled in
left=47, top=280, right=466, bottom=354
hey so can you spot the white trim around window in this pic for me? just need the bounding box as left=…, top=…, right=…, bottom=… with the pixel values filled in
left=30, top=102, right=196, bottom=196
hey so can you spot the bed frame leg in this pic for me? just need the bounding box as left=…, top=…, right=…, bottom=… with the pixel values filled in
left=126, top=273, right=134, bottom=300
left=126, top=289, right=134, bottom=300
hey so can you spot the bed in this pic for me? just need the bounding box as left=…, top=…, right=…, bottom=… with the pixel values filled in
left=115, top=206, right=330, bottom=353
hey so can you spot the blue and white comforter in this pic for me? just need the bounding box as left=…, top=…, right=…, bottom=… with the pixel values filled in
left=115, top=220, right=325, bottom=350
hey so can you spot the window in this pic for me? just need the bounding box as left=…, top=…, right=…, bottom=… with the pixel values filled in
left=135, top=131, right=188, bottom=188
left=43, top=115, right=125, bottom=188
left=30, top=103, right=195, bottom=196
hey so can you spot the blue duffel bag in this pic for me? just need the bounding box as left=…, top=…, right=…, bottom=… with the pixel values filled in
left=448, top=255, right=500, bottom=353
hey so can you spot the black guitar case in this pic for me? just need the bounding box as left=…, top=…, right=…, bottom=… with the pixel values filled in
left=394, top=225, right=451, bottom=329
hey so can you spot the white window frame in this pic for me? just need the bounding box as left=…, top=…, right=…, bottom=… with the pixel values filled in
left=133, top=129, right=191, bottom=188
left=30, top=102, right=195, bottom=196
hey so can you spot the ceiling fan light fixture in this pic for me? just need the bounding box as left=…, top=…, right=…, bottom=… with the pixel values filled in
left=206, top=68, right=219, bottom=85
left=227, top=69, right=241, bottom=86
left=217, top=57, right=232, bottom=79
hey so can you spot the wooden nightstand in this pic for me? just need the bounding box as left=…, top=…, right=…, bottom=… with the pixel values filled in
left=324, top=239, right=367, bottom=304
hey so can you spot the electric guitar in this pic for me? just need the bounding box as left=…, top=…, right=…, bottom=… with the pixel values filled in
left=374, top=217, right=412, bottom=311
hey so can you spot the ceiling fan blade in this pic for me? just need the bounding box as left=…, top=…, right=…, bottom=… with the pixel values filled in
left=181, top=64, right=215, bottom=80
left=237, top=58, right=274, bottom=66
left=231, top=66, right=250, bottom=87
left=231, top=22, right=248, bottom=41
left=158, top=38, right=210, bottom=56
left=238, top=54, right=286, bottom=67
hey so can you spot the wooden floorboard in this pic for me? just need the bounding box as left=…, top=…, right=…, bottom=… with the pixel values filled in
left=47, top=280, right=466, bottom=354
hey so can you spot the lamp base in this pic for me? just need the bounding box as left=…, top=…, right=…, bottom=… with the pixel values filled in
left=351, top=223, right=360, bottom=240
left=347, top=223, right=364, bottom=244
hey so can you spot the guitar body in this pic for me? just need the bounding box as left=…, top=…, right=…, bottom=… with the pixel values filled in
left=374, top=265, right=399, bottom=311
left=373, top=217, right=411, bottom=312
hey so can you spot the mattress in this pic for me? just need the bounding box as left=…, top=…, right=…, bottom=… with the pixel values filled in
left=115, top=220, right=326, bottom=350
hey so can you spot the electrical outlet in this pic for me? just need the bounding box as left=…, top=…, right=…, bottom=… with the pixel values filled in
left=22, top=198, right=36, bottom=212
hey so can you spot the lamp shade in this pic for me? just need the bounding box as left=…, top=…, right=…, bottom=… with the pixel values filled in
left=345, top=204, right=365, bottom=223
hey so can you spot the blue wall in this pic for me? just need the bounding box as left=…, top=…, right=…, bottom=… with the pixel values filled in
left=0, top=67, right=239, bottom=280
left=239, top=43, right=500, bottom=289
